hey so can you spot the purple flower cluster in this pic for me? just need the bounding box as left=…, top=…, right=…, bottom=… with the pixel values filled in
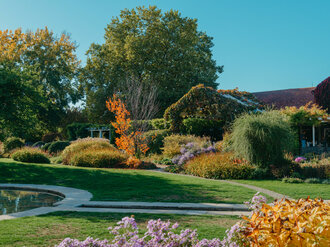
left=172, top=142, right=216, bottom=165
left=294, top=156, right=306, bottom=163
left=57, top=216, right=242, bottom=247
left=244, top=192, right=267, bottom=212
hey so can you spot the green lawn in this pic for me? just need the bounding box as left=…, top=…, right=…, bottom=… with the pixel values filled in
left=232, top=180, right=330, bottom=200
left=0, top=212, right=239, bottom=246
left=0, top=158, right=263, bottom=203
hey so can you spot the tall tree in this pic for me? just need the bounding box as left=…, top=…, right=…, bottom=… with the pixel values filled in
left=81, top=6, right=223, bottom=121
left=0, top=28, right=81, bottom=140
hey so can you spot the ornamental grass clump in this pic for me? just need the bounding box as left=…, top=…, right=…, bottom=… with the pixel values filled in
left=184, top=152, right=254, bottom=179
left=229, top=111, right=295, bottom=168
left=62, top=138, right=116, bottom=165
left=70, top=148, right=127, bottom=168
left=11, top=147, right=50, bottom=164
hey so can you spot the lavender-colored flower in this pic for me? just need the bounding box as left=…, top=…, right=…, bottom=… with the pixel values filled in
left=244, top=192, right=267, bottom=212
left=56, top=214, right=249, bottom=247
left=172, top=142, right=216, bottom=166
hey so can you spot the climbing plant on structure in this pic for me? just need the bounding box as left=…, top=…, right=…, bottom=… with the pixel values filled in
left=164, top=84, right=261, bottom=132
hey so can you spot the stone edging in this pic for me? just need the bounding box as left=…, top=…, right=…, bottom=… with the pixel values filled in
left=0, top=183, right=92, bottom=220
left=0, top=183, right=251, bottom=220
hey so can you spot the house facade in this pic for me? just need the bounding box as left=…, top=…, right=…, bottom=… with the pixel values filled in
left=253, top=87, right=330, bottom=154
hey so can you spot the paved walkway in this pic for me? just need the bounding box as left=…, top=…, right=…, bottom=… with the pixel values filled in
left=0, top=176, right=292, bottom=221
left=151, top=169, right=292, bottom=200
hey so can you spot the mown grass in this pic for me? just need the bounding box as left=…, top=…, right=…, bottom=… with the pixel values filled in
left=0, top=212, right=239, bottom=247
left=0, top=158, right=261, bottom=203
left=232, top=180, right=330, bottom=199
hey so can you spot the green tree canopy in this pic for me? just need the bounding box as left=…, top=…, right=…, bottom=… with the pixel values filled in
left=81, top=6, right=223, bottom=122
left=0, top=28, right=81, bottom=140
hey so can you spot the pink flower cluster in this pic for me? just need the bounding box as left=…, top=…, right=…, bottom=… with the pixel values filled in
left=294, top=156, right=306, bottom=163
left=57, top=216, right=242, bottom=247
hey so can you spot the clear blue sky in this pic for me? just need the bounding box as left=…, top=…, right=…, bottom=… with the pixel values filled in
left=1, top=0, right=329, bottom=92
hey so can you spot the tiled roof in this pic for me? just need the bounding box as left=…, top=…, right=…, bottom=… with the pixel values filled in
left=252, top=87, right=315, bottom=109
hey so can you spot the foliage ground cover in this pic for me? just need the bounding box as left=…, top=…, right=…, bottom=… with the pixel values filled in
left=232, top=179, right=330, bottom=199
left=0, top=212, right=239, bottom=247
left=0, top=158, right=266, bottom=203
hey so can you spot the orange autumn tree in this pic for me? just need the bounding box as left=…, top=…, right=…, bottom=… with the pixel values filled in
left=106, top=94, right=149, bottom=156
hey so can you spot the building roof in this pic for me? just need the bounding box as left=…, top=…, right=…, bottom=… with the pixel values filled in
left=252, top=87, right=315, bottom=109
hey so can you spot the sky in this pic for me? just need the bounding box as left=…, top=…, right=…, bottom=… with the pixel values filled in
left=1, top=0, right=329, bottom=92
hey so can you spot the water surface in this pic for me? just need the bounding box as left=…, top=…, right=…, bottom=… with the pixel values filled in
left=0, top=189, right=63, bottom=215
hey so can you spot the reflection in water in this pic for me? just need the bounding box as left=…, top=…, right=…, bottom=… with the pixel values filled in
left=0, top=189, right=63, bottom=215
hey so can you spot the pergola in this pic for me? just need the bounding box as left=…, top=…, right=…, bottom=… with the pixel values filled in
left=311, top=117, right=330, bottom=147
left=86, top=127, right=111, bottom=141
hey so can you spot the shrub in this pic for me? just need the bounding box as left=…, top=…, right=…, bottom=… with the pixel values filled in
left=322, top=179, right=330, bottom=184
left=150, top=118, right=170, bottom=130
left=62, top=138, right=116, bottom=165
left=184, top=152, right=255, bottom=179
left=130, top=120, right=153, bottom=131
left=304, top=178, right=322, bottom=184
left=242, top=198, right=330, bottom=246
left=41, top=142, right=52, bottom=152
left=250, top=167, right=273, bottom=179
left=11, top=147, right=50, bottom=164
left=47, top=141, right=70, bottom=154
left=51, top=156, right=63, bottom=164
left=182, top=118, right=224, bottom=141
left=229, top=111, right=295, bottom=168
left=126, top=156, right=157, bottom=169
left=70, top=148, right=127, bottom=168
left=157, top=158, right=175, bottom=166
left=143, top=129, right=169, bottom=154
left=32, top=141, right=45, bottom=148
left=42, top=132, right=61, bottom=143
left=0, top=141, right=4, bottom=156
left=162, top=134, right=210, bottom=158
left=282, top=177, right=304, bottom=183
left=4, top=137, right=25, bottom=153
left=299, top=160, right=330, bottom=179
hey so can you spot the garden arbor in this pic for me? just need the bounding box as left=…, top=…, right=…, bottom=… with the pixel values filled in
left=164, top=84, right=261, bottom=132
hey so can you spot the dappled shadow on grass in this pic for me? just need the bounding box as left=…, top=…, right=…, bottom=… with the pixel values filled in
left=0, top=158, right=257, bottom=203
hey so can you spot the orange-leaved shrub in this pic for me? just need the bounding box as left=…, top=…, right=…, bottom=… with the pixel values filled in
left=106, top=94, right=149, bottom=156
left=62, top=138, right=117, bottom=165
left=184, top=152, right=254, bottom=179
left=70, top=148, right=128, bottom=168
left=11, top=147, right=50, bottom=164
left=126, top=156, right=156, bottom=169
left=241, top=197, right=330, bottom=246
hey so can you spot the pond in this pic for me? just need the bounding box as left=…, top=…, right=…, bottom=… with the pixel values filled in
left=0, top=189, right=63, bottom=215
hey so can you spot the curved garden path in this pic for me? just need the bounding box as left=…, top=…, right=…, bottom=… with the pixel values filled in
left=151, top=169, right=292, bottom=200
